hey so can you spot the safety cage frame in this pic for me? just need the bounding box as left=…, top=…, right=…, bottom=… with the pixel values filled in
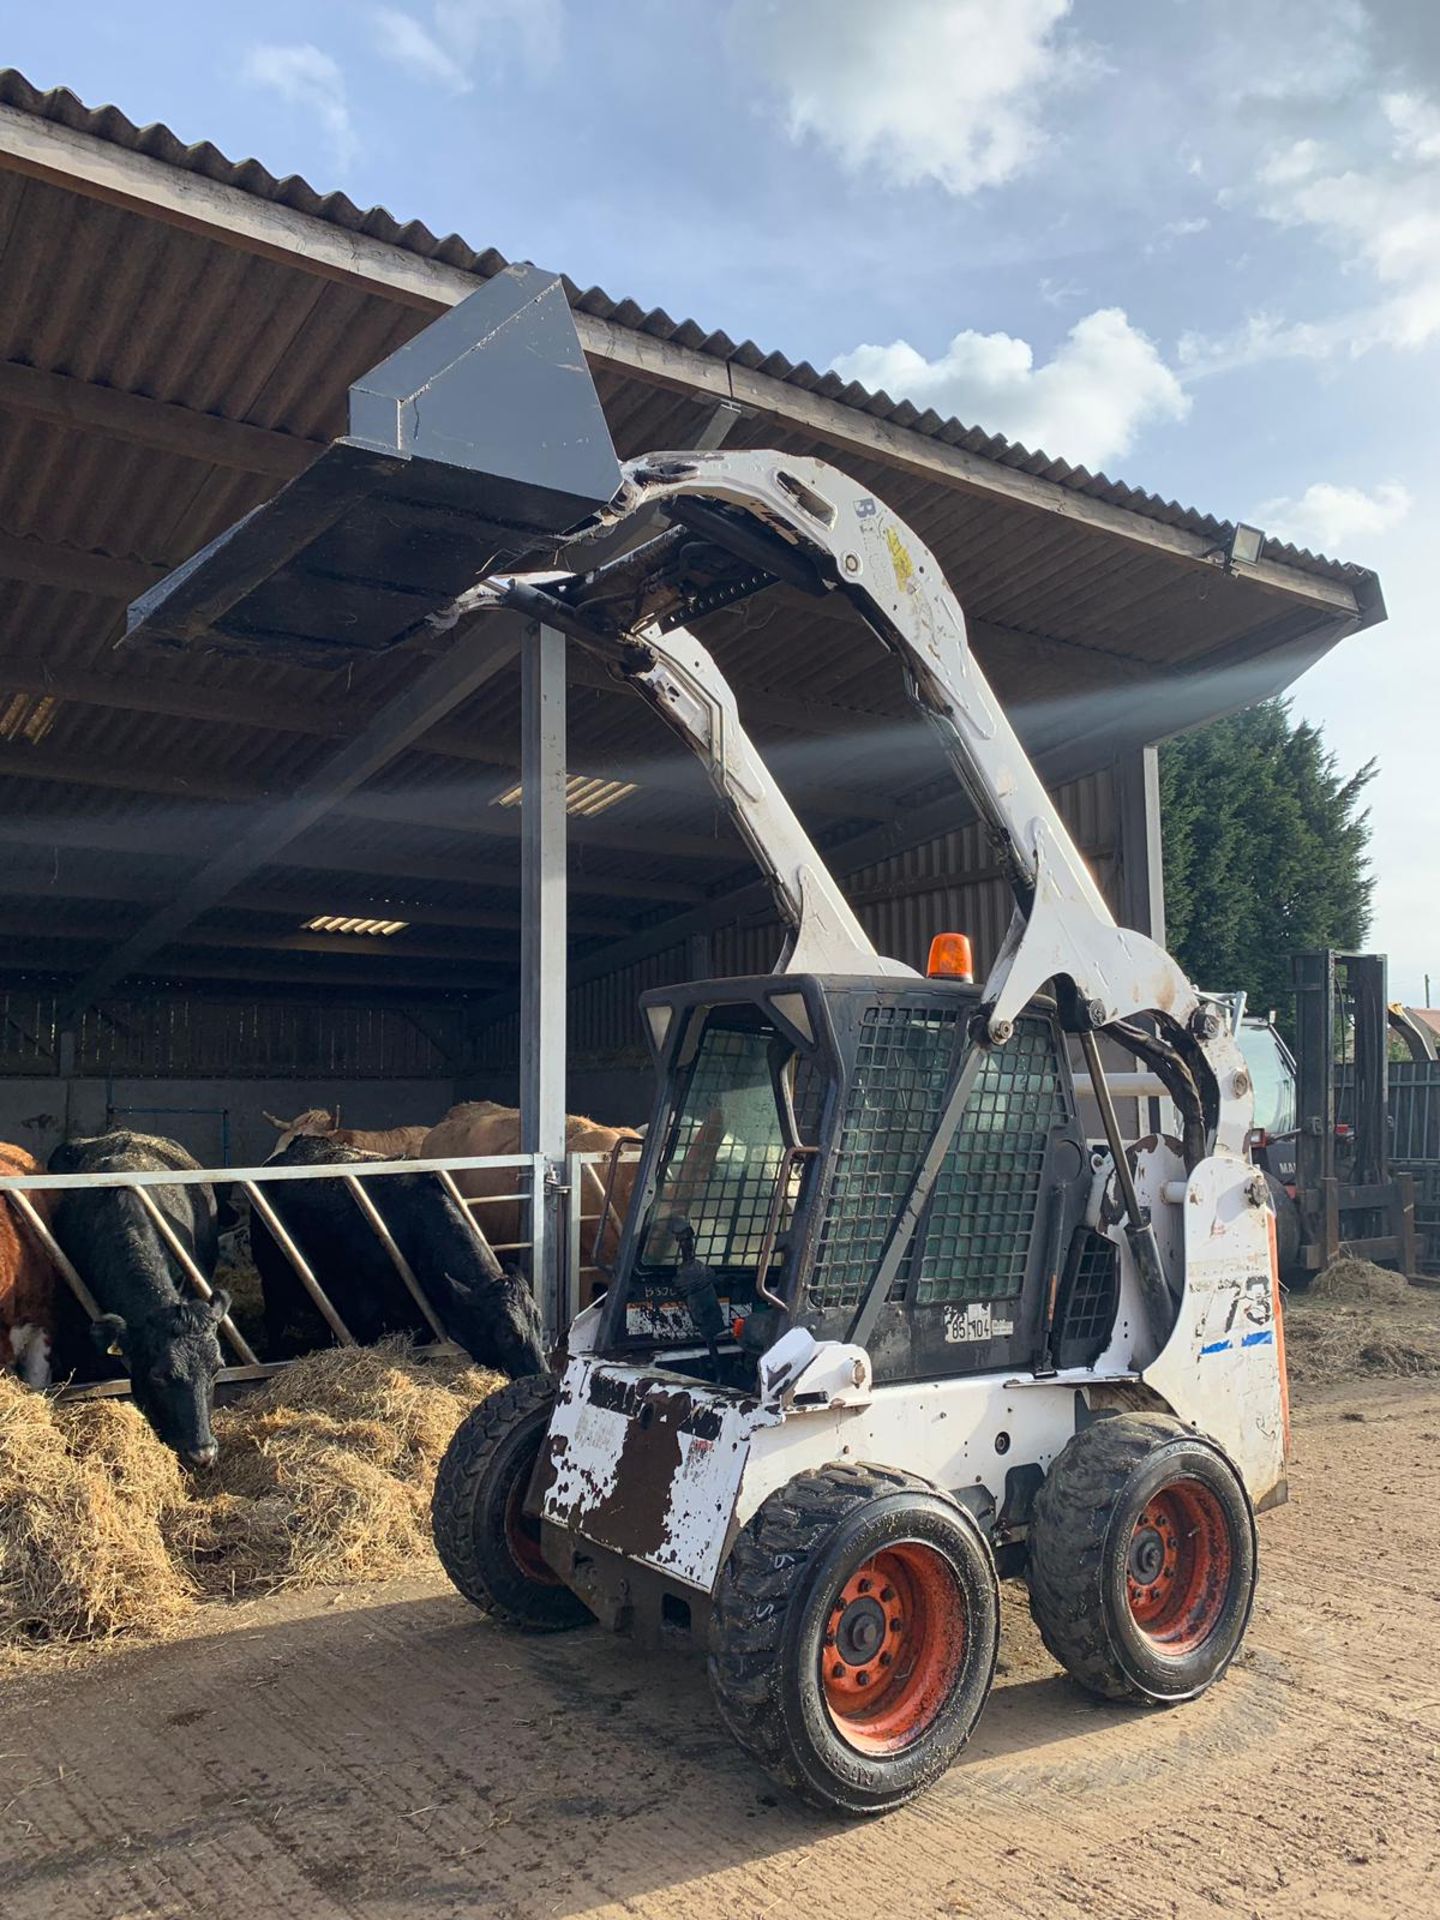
left=594, top=974, right=1101, bottom=1385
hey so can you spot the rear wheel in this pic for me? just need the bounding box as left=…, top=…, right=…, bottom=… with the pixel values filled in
left=708, top=1464, right=999, bottom=1815
left=431, top=1375, right=592, bottom=1632
left=1026, top=1413, right=1257, bottom=1704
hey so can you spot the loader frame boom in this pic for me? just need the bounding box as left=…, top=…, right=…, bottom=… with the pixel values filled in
left=449, top=448, right=1249, bottom=1160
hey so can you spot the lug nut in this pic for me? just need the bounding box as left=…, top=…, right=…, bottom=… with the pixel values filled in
left=831, top=1663, right=846, bottom=1680
left=856, top=1671, right=870, bottom=1687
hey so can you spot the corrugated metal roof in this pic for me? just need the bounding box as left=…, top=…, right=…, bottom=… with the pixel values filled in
left=0, top=65, right=1385, bottom=1006
left=0, top=65, right=1360, bottom=581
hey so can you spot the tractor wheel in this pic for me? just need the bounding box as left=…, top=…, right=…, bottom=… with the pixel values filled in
left=708, top=1463, right=999, bottom=1816
left=431, top=1375, right=592, bottom=1633
left=1026, top=1413, right=1257, bottom=1704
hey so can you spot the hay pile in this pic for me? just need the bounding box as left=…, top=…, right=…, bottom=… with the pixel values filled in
left=1285, top=1257, right=1440, bottom=1385
left=1, top=1342, right=504, bottom=1662
left=1307, top=1256, right=1411, bottom=1304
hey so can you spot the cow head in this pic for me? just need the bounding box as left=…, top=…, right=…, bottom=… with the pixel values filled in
left=439, top=1268, right=549, bottom=1378
left=263, top=1108, right=337, bottom=1155
left=92, top=1290, right=232, bottom=1466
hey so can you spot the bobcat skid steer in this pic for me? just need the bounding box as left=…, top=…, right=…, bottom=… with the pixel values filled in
left=128, top=267, right=1289, bottom=1816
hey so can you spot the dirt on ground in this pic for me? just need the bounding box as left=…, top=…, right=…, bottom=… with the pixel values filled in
left=1, top=1363, right=1437, bottom=1920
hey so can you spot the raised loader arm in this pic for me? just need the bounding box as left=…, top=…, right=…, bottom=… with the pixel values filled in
left=449, top=568, right=913, bottom=982
left=455, top=448, right=1250, bottom=1161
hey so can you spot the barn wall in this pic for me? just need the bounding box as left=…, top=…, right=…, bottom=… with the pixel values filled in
left=464, top=766, right=1124, bottom=1123
left=0, top=987, right=456, bottom=1080
left=0, top=1076, right=457, bottom=1169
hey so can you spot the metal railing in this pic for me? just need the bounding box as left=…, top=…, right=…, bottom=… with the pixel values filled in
left=0, top=1152, right=542, bottom=1398
left=563, top=1143, right=643, bottom=1328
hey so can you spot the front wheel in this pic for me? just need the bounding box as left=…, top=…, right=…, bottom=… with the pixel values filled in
left=1026, top=1413, right=1257, bottom=1704
left=708, top=1464, right=1000, bottom=1816
left=431, top=1375, right=592, bottom=1632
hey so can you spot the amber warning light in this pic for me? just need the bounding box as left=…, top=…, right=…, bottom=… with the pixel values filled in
left=927, top=932, right=974, bottom=982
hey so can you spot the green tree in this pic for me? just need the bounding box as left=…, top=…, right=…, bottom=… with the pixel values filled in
left=1159, top=700, right=1375, bottom=1033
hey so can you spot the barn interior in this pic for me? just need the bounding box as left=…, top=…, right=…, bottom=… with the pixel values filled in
left=0, top=70, right=1384, bottom=1171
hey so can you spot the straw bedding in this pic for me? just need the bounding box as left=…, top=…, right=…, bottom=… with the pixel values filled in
left=1, top=1342, right=503, bottom=1662
left=1285, top=1259, right=1440, bottom=1385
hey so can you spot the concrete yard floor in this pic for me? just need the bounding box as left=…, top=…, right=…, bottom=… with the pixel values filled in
left=2, top=1377, right=1438, bottom=1920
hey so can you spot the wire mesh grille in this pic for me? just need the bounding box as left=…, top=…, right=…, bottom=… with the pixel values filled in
left=1054, top=1227, right=1120, bottom=1364
left=638, top=1024, right=819, bottom=1275
left=914, top=1021, right=1069, bottom=1306
left=808, top=1005, right=966, bottom=1311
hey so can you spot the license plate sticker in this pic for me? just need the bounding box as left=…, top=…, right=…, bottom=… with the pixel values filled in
left=943, top=1302, right=1015, bottom=1343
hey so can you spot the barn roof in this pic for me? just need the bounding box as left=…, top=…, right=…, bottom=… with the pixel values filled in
left=0, top=68, right=1386, bottom=1015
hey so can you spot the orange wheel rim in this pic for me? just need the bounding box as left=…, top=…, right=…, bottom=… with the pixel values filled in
left=819, top=1543, right=966, bottom=1755
left=1125, top=1479, right=1233, bottom=1654
left=504, top=1465, right=559, bottom=1586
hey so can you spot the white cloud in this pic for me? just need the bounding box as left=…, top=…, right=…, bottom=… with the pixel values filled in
left=833, top=308, right=1189, bottom=468
left=371, top=0, right=563, bottom=91
left=1260, top=481, right=1412, bottom=557
left=1384, top=91, right=1440, bottom=164
left=735, top=0, right=1087, bottom=196
left=1221, top=93, right=1440, bottom=360
left=242, top=44, right=355, bottom=171
left=372, top=9, right=471, bottom=91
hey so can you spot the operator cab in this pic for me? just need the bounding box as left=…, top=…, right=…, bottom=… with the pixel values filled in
left=595, top=974, right=1116, bottom=1391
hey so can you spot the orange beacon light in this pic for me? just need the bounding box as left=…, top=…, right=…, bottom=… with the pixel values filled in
left=926, top=932, right=974, bottom=982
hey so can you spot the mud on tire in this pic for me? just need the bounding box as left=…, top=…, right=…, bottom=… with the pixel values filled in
left=1026, top=1412, right=1257, bottom=1704
left=431, top=1374, right=592, bottom=1633
left=708, top=1463, right=999, bottom=1817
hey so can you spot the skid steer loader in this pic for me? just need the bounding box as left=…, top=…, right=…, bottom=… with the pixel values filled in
left=128, top=266, right=1288, bottom=1816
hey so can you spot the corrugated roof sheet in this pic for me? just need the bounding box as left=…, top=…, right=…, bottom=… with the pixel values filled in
left=0, top=65, right=1359, bottom=582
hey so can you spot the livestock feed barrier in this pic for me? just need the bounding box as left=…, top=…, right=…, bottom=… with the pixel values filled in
left=565, top=1140, right=644, bottom=1325
left=0, top=1151, right=545, bottom=1398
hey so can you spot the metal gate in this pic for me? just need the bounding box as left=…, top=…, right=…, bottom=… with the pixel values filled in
left=0, top=1152, right=542, bottom=1397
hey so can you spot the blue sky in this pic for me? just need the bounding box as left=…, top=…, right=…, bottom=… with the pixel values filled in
left=6, top=0, right=1438, bottom=998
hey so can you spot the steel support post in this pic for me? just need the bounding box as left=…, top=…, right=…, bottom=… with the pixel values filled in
left=520, top=622, right=569, bottom=1331
left=1114, top=745, right=1165, bottom=942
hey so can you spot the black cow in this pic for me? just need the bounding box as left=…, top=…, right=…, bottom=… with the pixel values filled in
left=251, top=1136, right=546, bottom=1377
left=48, top=1131, right=230, bottom=1466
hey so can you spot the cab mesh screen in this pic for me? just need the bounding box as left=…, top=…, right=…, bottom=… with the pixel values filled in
left=638, top=1026, right=825, bottom=1276
left=807, top=1010, right=1066, bottom=1314
left=807, top=1005, right=965, bottom=1311
left=913, top=1021, right=1068, bottom=1307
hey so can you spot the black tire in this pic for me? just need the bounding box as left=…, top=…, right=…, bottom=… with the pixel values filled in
left=1027, top=1413, right=1257, bottom=1705
left=1264, top=1174, right=1303, bottom=1286
left=708, top=1463, right=1000, bottom=1816
left=431, top=1375, right=592, bottom=1632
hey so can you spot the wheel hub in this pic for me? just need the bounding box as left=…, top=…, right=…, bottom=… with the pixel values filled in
left=820, top=1544, right=967, bottom=1757
left=1128, top=1523, right=1167, bottom=1587
left=835, top=1594, right=887, bottom=1666
left=1124, top=1479, right=1233, bottom=1653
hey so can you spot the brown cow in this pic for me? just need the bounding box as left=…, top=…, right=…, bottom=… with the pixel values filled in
left=263, top=1108, right=431, bottom=1160
left=0, top=1143, right=60, bottom=1388
left=420, top=1102, right=643, bottom=1304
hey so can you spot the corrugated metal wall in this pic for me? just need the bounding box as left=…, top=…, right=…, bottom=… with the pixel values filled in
left=476, top=769, right=1117, bottom=1074
left=0, top=985, right=451, bottom=1079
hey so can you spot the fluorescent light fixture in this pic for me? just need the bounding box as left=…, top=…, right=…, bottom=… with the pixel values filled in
left=0, top=692, right=57, bottom=745
left=1227, top=523, right=1265, bottom=568
left=303, top=915, right=409, bottom=936
left=494, top=774, right=639, bottom=817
